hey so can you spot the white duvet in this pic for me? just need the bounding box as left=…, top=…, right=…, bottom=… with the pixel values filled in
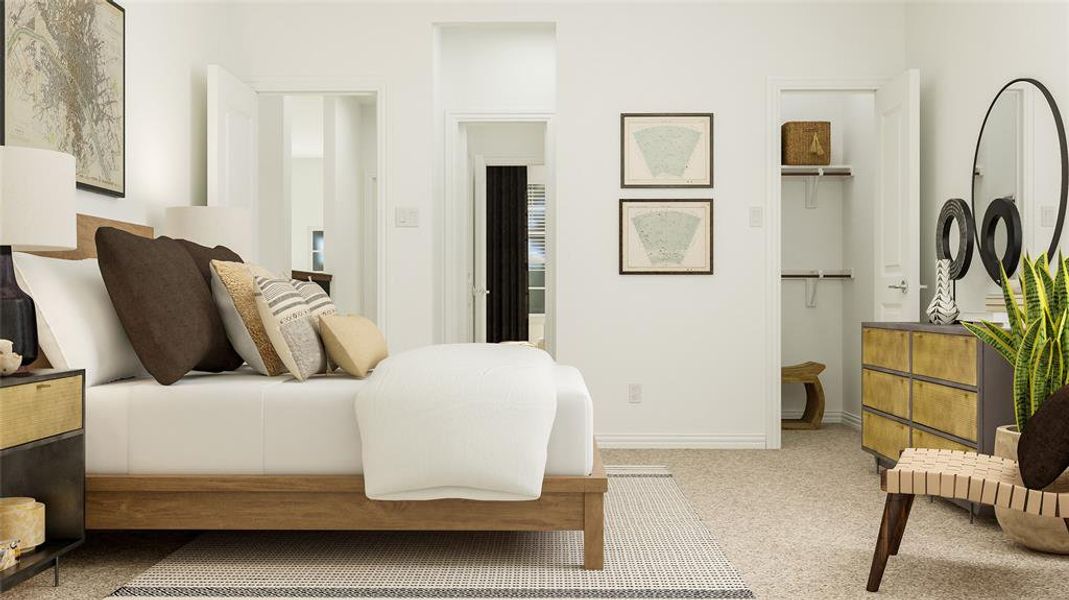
left=355, top=343, right=558, bottom=501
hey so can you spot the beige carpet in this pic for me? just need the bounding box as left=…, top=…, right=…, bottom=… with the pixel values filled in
left=6, top=426, right=1066, bottom=599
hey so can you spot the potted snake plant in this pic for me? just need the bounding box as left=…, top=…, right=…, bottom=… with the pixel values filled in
left=962, top=253, right=1069, bottom=553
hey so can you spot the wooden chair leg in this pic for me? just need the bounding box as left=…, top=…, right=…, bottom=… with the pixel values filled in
left=889, top=494, right=914, bottom=556
left=583, top=492, right=604, bottom=570
left=867, top=493, right=913, bottom=593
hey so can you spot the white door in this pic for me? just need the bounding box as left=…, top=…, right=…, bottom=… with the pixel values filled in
left=874, top=69, right=921, bottom=321
left=207, top=65, right=258, bottom=211
left=472, top=155, right=489, bottom=343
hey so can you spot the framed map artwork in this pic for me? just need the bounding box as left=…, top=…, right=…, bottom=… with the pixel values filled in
left=3, top=0, right=126, bottom=196
left=620, top=113, right=713, bottom=188
left=619, top=199, right=713, bottom=275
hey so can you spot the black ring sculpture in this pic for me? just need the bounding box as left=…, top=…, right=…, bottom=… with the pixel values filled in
left=971, top=78, right=1069, bottom=280
left=936, top=198, right=975, bottom=280
left=979, top=197, right=1023, bottom=282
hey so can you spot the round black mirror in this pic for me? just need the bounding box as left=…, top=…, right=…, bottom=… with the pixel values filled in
left=971, top=78, right=1068, bottom=278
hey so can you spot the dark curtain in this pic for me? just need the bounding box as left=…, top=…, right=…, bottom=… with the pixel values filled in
left=486, top=166, right=529, bottom=343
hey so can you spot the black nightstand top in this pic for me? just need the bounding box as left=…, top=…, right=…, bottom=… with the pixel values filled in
left=0, top=369, right=84, bottom=389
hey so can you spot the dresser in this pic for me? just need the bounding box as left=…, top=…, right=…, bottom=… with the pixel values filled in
left=0, top=370, right=85, bottom=591
left=861, top=323, right=1014, bottom=468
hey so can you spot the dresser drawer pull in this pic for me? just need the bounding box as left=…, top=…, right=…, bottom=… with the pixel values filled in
left=36, top=383, right=51, bottom=390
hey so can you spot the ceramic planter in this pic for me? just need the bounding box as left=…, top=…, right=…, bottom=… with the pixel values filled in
left=993, top=425, right=1069, bottom=554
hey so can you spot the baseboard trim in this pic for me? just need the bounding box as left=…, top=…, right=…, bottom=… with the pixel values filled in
left=841, top=410, right=862, bottom=429
left=596, top=433, right=766, bottom=449
left=781, top=409, right=844, bottom=423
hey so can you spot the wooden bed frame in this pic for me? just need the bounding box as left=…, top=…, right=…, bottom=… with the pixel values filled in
left=33, top=214, right=608, bottom=570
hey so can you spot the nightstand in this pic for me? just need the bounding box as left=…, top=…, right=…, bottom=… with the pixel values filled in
left=0, top=369, right=85, bottom=591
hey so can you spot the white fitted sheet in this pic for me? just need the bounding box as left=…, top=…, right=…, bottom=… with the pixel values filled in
left=86, top=366, right=593, bottom=476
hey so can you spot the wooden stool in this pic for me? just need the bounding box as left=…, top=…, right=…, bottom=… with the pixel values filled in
left=866, top=448, right=1069, bottom=592
left=781, top=361, right=826, bottom=430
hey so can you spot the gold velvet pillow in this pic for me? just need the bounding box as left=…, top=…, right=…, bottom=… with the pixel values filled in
left=210, top=260, right=287, bottom=376
left=319, top=314, right=388, bottom=378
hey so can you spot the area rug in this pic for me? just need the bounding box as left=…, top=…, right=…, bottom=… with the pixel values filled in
left=110, top=466, right=753, bottom=599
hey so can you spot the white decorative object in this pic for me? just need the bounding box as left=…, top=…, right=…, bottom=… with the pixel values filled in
left=926, top=258, right=960, bottom=325
left=0, top=339, right=20, bottom=375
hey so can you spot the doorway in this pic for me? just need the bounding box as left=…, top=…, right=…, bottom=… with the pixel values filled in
left=443, top=117, right=554, bottom=349
left=765, top=73, right=920, bottom=449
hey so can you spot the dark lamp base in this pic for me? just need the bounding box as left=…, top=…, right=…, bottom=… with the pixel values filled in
left=0, top=245, right=38, bottom=367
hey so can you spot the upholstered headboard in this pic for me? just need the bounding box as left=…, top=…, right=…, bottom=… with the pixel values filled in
left=24, top=214, right=153, bottom=369
left=29, top=213, right=154, bottom=260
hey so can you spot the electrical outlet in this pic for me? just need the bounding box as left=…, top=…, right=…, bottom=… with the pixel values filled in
left=749, top=206, right=763, bottom=228
left=395, top=207, right=420, bottom=228
left=1041, top=205, right=1058, bottom=228
left=628, top=383, right=642, bottom=404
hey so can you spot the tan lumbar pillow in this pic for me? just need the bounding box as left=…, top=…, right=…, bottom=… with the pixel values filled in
left=319, top=314, right=388, bottom=378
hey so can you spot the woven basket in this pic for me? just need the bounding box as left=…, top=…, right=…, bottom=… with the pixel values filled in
left=782, top=121, right=831, bottom=166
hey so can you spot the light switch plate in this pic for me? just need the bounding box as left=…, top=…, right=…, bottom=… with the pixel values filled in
left=749, top=206, right=763, bottom=228
left=395, top=207, right=420, bottom=228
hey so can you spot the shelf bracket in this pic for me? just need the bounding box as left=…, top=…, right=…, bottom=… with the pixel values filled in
left=804, top=171, right=823, bottom=209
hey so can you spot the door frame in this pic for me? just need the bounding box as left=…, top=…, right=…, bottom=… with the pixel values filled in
left=764, top=77, right=891, bottom=450
left=442, top=111, right=556, bottom=352
left=249, top=77, right=389, bottom=337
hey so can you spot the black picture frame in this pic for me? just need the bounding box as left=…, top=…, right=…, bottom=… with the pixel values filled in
left=620, top=113, right=714, bottom=188
left=619, top=198, right=714, bottom=275
left=2, top=0, right=126, bottom=197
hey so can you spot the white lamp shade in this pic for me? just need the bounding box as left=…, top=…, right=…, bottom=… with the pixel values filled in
left=0, top=146, right=77, bottom=251
left=164, top=206, right=255, bottom=260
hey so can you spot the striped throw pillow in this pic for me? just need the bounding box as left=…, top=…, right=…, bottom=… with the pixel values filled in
left=253, top=276, right=326, bottom=381
left=291, top=279, right=336, bottom=334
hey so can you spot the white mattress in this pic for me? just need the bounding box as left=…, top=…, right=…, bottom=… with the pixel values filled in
left=86, top=366, right=593, bottom=477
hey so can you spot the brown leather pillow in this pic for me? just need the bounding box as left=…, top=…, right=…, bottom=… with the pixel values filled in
left=96, top=227, right=243, bottom=384
left=1018, top=385, right=1069, bottom=490
left=175, top=238, right=242, bottom=284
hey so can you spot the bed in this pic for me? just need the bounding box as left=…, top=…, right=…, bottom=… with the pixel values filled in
left=30, top=214, right=607, bottom=570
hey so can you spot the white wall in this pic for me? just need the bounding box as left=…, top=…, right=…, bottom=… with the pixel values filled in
left=906, top=1, right=1069, bottom=313
left=89, top=1, right=908, bottom=445
left=290, top=158, right=324, bottom=271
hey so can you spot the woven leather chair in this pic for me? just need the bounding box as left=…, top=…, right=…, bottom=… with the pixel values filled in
left=866, top=448, right=1069, bottom=592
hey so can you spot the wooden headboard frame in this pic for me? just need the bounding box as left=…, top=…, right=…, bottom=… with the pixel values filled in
left=24, top=214, right=153, bottom=369
left=29, top=213, right=154, bottom=260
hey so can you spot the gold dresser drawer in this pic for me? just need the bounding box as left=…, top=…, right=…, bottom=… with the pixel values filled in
left=862, top=328, right=910, bottom=372
left=0, top=373, right=83, bottom=450
left=911, top=379, right=977, bottom=442
left=863, top=412, right=909, bottom=461
left=912, top=428, right=975, bottom=453
left=862, top=369, right=909, bottom=418
left=912, top=331, right=977, bottom=386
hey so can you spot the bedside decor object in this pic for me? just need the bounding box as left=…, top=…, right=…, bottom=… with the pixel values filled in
left=254, top=276, right=327, bottom=381
left=0, top=540, right=16, bottom=571
left=782, top=121, right=831, bottom=166
left=619, top=199, right=713, bottom=274
left=963, top=253, right=1069, bottom=552
left=320, top=314, right=388, bottom=378
left=0, top=340, right=20, bottom=376
left=925, top=259, right=959, bottom=325
left=935, top=198, right=974, bottom=279
left=164, top=206, right=254, bottom=262
left=621, top=114, right=713, bottom=188
left=971, top=78, right=1068, bottom=284
left=3, top=0, right=126, bottom=196
left=0, top=370, right=85, bottom=591
left=0, top=497, right=45, bottom=555
left=0, top=147, right=78, bottom=368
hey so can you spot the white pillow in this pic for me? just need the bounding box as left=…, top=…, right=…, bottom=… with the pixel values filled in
left=13, top=253, right=142, bottom=386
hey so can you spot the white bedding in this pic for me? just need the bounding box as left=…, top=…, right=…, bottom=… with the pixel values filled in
left=356, top=344, right=558, bottom=501
left=85, top=365, right=593, bottom=478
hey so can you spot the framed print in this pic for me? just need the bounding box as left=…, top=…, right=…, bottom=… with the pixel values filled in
left=619, top=199, right=713, bottom=275
left=3, top=0, right=126, bottom=196
left=621, top=113, right=713, bottom=188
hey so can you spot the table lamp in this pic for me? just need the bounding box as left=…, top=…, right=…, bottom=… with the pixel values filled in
left=0, top=147, right=78, bottom=368
left=163, top=206, right=254, bottom=261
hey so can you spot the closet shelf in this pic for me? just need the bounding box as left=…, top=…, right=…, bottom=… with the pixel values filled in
left=782, top=269, right=854, bottom=280
left=781, top=165, right=853, bottom=177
